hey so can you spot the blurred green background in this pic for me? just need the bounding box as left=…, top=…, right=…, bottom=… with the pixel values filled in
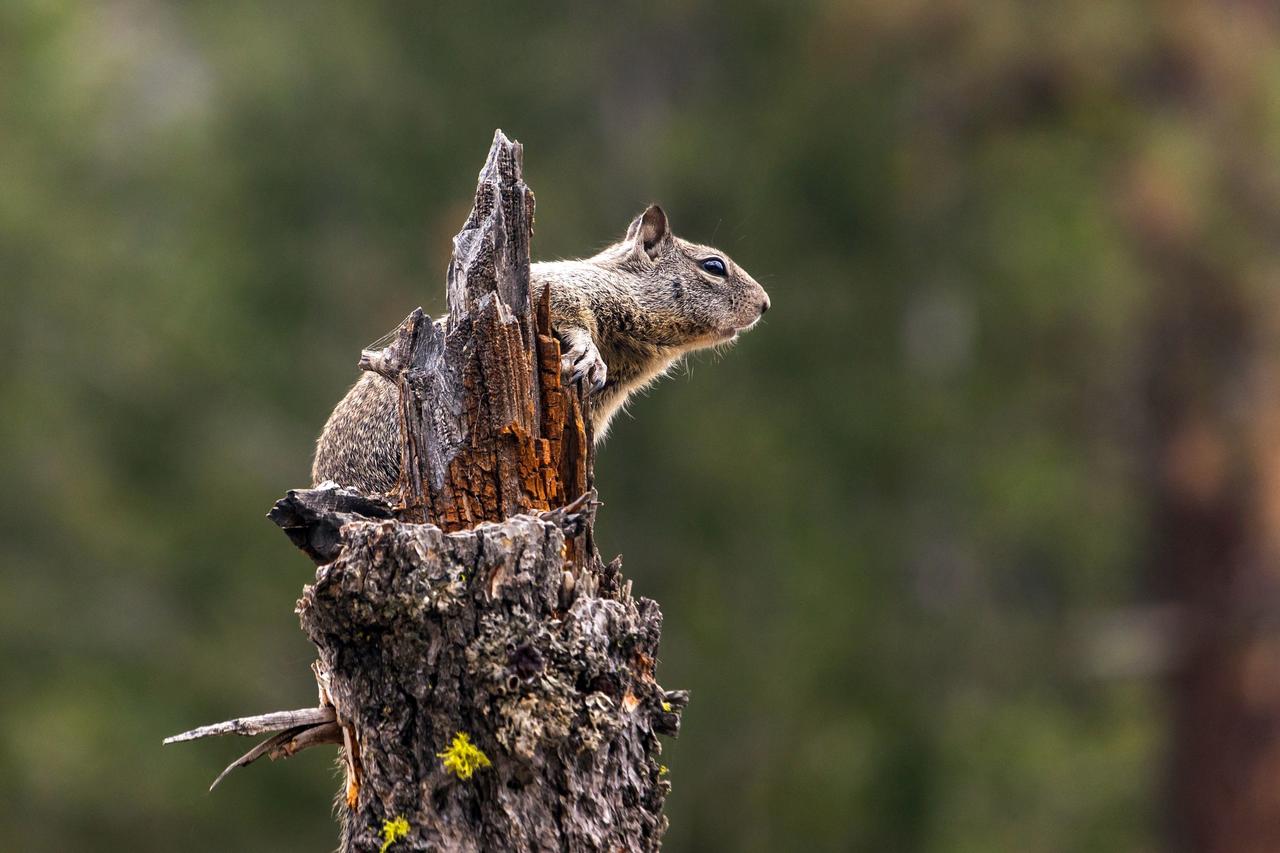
left=5, top=1, right=1278, bottom=851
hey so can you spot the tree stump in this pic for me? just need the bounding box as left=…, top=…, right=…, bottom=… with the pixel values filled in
left=169, top=131, right=684, bottom=852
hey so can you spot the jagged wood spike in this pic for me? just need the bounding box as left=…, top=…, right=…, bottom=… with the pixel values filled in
left=207, top=721, right=342, bottom=792
left=164, top=707, right=336, bottom=744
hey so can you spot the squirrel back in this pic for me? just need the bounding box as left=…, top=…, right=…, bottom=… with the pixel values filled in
left=313, top=205, right=769, bottom=493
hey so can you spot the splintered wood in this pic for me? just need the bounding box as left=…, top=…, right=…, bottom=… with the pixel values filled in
left=360, top=132, right=589, bottom=533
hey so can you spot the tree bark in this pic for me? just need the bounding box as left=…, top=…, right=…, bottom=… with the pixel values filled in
left=291, top=498, right=682, bottom=851
left=271, top=130, right=682, bottom=852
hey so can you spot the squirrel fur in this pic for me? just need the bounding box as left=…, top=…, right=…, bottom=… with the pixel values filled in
left=312, top=204, right=770, bottom=493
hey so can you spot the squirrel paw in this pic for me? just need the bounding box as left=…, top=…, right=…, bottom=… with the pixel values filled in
left=561, top=332, right=607, bottom=394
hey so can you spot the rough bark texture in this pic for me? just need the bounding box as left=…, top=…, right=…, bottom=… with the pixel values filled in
left=296, top=507, right=683, bottom=852
left=272, top=131, right=681, bottom=851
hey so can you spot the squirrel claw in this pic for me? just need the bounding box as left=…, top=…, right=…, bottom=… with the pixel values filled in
left=561, top=331, right=607, bottom=397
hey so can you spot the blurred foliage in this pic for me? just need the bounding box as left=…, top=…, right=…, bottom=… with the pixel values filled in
left=4, top=1, right=1276, bottom=851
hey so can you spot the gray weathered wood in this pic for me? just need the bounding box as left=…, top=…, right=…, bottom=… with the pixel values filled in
left=208, top=722, right=343, bottom=792
left=164, top=706, right=336, bottom=744
left=300, top=509, right=682, bottom=851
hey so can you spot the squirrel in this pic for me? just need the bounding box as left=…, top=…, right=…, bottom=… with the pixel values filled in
left=312, top=204, right=770, bottom=493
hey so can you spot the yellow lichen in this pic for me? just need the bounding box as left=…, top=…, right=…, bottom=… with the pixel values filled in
left=437, top=731, right=492, bottom=780
left=658, top=765, right=669, bottom=776
left=661, top=701, right=672, bottom=712
left=378, top=816, right=410, bottom=853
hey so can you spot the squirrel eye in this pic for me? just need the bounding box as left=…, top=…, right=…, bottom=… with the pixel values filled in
left=700, top=257, right=727, bottom=277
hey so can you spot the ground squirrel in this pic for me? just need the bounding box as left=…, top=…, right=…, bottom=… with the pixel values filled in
left=313, top=204, right=770, bottom=493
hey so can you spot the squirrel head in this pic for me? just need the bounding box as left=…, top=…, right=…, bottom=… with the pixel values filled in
left=599, top=204, right=771, bottom=350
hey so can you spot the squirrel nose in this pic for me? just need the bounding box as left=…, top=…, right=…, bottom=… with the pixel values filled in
left=760, top=296, right=770, bottom=314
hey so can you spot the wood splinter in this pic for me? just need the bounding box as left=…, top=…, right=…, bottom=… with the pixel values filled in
left=164, top=706, right=340, bottom=791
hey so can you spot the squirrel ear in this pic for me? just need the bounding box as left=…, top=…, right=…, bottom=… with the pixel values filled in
left=627, top=204, right=672, bottom=261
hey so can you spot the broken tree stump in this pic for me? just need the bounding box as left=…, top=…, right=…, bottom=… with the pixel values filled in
left=165, top=130, right=684, bottom=852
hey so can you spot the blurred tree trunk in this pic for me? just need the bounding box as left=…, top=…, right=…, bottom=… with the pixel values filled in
left=1141, top=258, right=1280, bottom=853
left=1132, top=13, right=1280, bottom=849
left=273, top=131, right=682, bottom=852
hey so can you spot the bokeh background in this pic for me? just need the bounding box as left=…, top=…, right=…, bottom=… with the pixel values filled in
left=6, top=2, right=1280, bottom=851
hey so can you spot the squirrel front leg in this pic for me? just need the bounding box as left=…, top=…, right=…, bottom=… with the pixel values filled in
left=558, top=325, right=607, bottom=393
